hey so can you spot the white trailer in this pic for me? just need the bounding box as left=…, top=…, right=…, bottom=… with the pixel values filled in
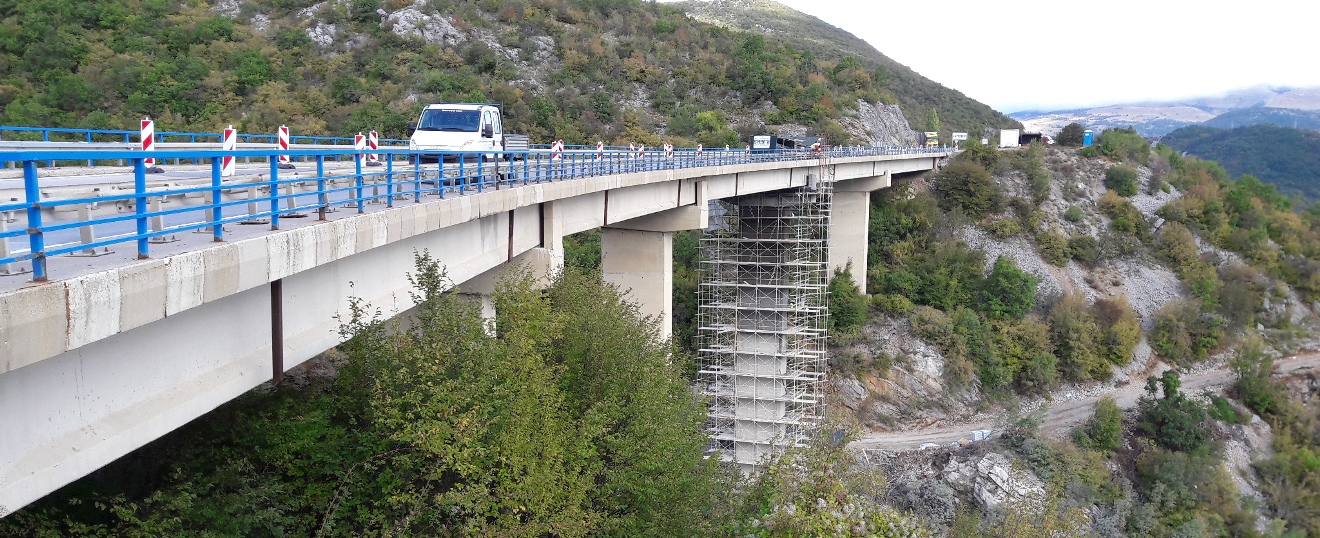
left=998, top=129, right=1020, bottom=148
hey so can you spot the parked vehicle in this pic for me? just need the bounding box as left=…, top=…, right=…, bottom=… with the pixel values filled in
left=407, top=103, right=510, bottom=163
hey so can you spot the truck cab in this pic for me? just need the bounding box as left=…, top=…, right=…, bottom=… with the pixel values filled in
left=407, top=103, right=504, bottom=163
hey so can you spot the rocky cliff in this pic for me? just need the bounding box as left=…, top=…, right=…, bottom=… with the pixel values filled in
left=838, top=100, right=921, bottom=146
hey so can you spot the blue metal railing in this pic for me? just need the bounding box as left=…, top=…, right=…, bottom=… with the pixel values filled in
left=0, top=125, right=409, bottom=146
left=0, top=145, right=950, bottom=281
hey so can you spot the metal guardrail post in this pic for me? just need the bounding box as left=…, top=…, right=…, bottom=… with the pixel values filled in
left=23, top=160, right=45, bottom=280
left=354, top=154, right=364, bottom=213
left=269, top=158, right=280, bottom=230
left=385, top=157, right=394, bottom=207
left=317, top=155, right=328, bottom=220
left=211, top=158, right=224, bottom=241
left=134, top=159, right=148, bottom=259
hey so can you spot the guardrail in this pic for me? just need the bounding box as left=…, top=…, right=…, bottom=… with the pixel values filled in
left=0, top=145, right=951, bottom=281
left=0, top=125, right=411, bottom=168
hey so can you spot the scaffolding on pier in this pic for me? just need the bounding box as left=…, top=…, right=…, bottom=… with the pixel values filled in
left=696, top=160, right=833, bottom=471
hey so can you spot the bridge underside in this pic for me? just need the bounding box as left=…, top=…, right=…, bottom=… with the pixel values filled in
left=0, top=154, right=939, bottom=514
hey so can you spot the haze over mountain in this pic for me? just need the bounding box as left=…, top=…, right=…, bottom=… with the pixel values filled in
left=1012, top=86, right=1320, bottom=137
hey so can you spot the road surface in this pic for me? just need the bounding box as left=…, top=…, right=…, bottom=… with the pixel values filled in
left=854, top=352, right=1320, bottom=451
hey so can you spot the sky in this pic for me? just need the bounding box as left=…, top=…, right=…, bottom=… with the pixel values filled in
left=666, top=0, right=1320, bottom=113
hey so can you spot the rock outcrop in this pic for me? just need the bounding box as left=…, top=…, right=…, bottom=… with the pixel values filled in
left=941, top=452, right=1046, bottom=512
left=838, top=100, right=921, bottom=146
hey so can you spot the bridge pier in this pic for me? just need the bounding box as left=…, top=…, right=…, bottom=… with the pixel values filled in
left=828, top=172, right=890, bottom=293
left=601, top=183, right=708, bottom=342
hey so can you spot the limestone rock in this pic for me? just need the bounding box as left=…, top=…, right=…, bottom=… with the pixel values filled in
left=385, top=2, right=466, bottom=45
left=838, top=100, right=921, bottom=147
left=941, top=452, right=1045, bottom=512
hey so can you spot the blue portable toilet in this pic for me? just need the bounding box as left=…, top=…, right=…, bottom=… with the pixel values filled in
left=1082, top=130, right=1094, bottom=147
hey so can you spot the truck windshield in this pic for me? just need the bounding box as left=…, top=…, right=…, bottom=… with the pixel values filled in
left=416, top=109, right=480, bottom=132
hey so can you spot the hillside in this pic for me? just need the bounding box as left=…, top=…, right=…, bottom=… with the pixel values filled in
left=0, top=0, right=1013, bottom=147
left=1014, top=85, right=1320, bottom=137
left=1204, top=107, right=1320, bottom=131
left=1161, top=124, right=1320, bottom=199
left=673, top=0, right=1021, bottom=138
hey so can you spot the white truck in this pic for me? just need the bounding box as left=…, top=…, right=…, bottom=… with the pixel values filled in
left=407, top=103, right=527, bottom=163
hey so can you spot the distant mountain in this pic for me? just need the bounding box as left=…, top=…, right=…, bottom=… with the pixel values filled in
left=1012, top=86, right=1320, bottom=137
left=1204, top=108, right=1320, bottom=131
left=673, top=0, right=1021, bottom=136
left=1161, top=124, right=1320, bottom=199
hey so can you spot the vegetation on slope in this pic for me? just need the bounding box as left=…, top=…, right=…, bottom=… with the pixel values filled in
left=0, top=253, right=929, bottom=536
left=673, top=0, right=1021, bottom=139
left=1161, top=124, right=1320, bottom=200
left=0, top=0, right=1007, bottom=147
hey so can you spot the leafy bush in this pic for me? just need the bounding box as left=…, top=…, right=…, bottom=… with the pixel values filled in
left=1137, top=370, right=1210, bottom=454
left=977, top=256, right=1037, bottom=320
left=1067, top=234, right=1100, bottom=265
left=1149, top=300, right=1226, bottom=365
left=934, top=160, right=1004, bottom=218
left=1076, top=396, right=1123, bottom=453
left=829, top=264, right=869, bottom=332
left=1099, top=191, right=1150, bottom=239
left=872, top=293, right=915, bottom=315
left=985, top=217, right=1024, bottom=239
left=1035, top=229, right=1070, bottom=266
left=1096, top=127, right=1151, bottom=165
left=1105, top=165, right=1139, bottom=197
left=1231, top=336, right=1280, bottom=417
left=1057, top=123, right=1085, bottom=147
left=1062, top=205, right=1084, bottom=222
left=1049, top=293, right=1106, bottom=381
left=1094, top=297, right=1141, bottom=366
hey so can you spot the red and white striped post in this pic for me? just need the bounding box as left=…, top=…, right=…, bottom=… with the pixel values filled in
left=664, top=143, right=674, bottom=159
left=367, top=130, right=380, bottom=164
left=596, top=140, right=604, bottom=159
left=551, top=140, right=564, bottom=161
left=277, top=125, right=290, bottom=163
left=221, top=125, right=237, bottom=177
left=697, top=144, right=703, bottom=156
left=140, top=117, right=156, bottom=166
left=354, top=132, right=366, bottom=167
left=637, top=143, right=645, bottom=159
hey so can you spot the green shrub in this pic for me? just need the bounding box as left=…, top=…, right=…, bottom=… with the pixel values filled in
left=1105, top=165, right=1139, bottom=197
left=976, top=256, right=1037, bottom=320
left=985, top=217, right=1024, bottom=239
left=1076, top=396, right=1123, bottom=452
left=829, top=264, right=869, bottom=332
left=1036, top=229, right=1071, bottom=266
left=1149, top=300, right=1226, bottom=365
left=1137, top=370, right=1210, bottom=454
left=1094, top=297, right=1141, bottom=366
left=1096, top=127, right=1151, bottom=165
left=1231, top=336, right=1281, bottom=417
left=1067, top=234, right=1099, bottom=265
left=1062, top=205, right=1084, bottom=223
left=871, top=293, right=914, bottom=315
left=934, top=160, right=1004, bottom=218
left=1049, top=293, right=1106, bottom=381
left=1057, top=123, right=1085, bottom=147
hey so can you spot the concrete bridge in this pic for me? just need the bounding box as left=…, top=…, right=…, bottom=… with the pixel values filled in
left=0, top=146, right=947, bottom=514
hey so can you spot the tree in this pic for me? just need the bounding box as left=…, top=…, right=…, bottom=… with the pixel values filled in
left=1076, top=396, right=1124, bottom=452
left=1049, top=293, right=1105, bottom=381
left=934, top=160, right=1003, bottom=218
left=976, top=256, right=1037, bottom=320
left=829, top=263, right=869, bottom=332
left=1105, top=165, right=1139, bottom=196
left=1058, top=122, right=1085, bottom=147
left=926, top=108, right=940, bottom=133
left=729, top=427, right=932, bottom=537
left=1137, top=370, right=1210, bottom=454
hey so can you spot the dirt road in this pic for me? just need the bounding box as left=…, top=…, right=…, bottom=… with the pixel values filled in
left=853, top=353, right=1320, bottom=451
